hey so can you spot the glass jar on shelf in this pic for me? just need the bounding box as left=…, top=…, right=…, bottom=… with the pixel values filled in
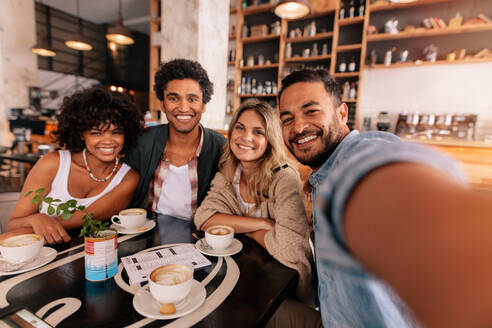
left=376, top=111, right=391, bottom=131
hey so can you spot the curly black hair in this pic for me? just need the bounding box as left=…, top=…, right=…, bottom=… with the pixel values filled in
left=54, top=86, right=144, bottom=154
left=153, top=59, right=214, bottom=104
left=279, top=69, right=342, bottom=107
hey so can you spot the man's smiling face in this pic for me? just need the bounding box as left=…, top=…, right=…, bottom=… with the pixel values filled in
left=279, top=81, right=348, bottom=170
left=161, top=78, right=206, bottom=135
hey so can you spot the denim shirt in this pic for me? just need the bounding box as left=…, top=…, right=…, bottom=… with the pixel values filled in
left=310, top=130, right=465, bottom=328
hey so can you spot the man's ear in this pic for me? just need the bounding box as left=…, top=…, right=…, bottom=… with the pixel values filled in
left=338, top=103, right=349, bottom=124
left=201, top=103, right=207, bottom=114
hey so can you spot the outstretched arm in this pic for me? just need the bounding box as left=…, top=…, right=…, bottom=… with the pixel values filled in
left=344, top=162, right=492, bottom=328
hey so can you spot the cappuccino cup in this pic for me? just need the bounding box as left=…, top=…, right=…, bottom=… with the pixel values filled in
left=0, top=234, right=44, bottom=264
left=148, top=264, right=193, bottom=304
left=111, top=208, right=147, bottom=230
left=205, top=225, right=234, bottom=251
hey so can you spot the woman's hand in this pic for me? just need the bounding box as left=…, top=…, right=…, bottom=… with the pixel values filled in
left=27, top=214, right=71, bottom=244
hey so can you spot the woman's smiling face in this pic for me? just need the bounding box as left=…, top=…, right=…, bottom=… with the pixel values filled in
left=230, top=109, right=268, bottom=165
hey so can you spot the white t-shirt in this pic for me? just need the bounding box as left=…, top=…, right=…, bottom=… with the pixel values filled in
left=156, top=164, right=192, bottom=220
left=233, top=166, right=261, bottom=218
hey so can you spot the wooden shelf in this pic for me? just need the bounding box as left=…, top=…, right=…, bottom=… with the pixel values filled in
left=286, top=32, right=334, bottom=43
left=284, top=54, right=332, bottom=63
left=338, top=17, right=364, bottom=26
left=343, top=99, right=358, bottom=103
left=242, top=3, right=275, bottom=16
left=333, top=72, right=360, bottom=78
left=240, top=63, right=279, bottom=71
left=363, top=57, right=492, bottom=69
left=229, top=34, right=236, bottom=40
left=367, top=24, right=492, bottom=42
left=240, top=94, right=277, bottom=98
left=336, top=43, right=363, bottom=52
left=230, top=7, right=237, bottom=14
left=228, top=62, right=235, bottom=66
left=242, top=34, right=280, bottom=44
left=369, top=0, right=454, bottom=12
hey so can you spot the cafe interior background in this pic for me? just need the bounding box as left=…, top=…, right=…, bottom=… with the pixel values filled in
left=0, top=0, right=491, bottom=226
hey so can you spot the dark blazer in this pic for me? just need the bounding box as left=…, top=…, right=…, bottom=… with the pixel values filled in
left=124, top=124, right=226, bottom=209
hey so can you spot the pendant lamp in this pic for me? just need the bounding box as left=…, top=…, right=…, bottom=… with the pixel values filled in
left=106, top=0, right=135, bottom=45
left=274, top=0, right=311, bottom=19
left=32, top=3, right=56, bottom=57
left=65, top=0, right=93, bottom=51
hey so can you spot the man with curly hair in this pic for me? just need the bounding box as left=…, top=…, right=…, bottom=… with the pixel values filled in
left=125, top=59, right=226, bottom=220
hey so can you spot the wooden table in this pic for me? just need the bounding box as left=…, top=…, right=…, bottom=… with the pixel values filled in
left=0, top=214, right=297, bottom=327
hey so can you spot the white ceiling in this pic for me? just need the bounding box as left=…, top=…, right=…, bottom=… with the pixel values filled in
left=40, top=0, right=150, bottom=35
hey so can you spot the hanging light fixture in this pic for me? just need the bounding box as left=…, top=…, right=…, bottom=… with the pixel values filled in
left=106, top=0, right=135, bottom=45
left=65, top=0, right=93, bottom=51
left=32, top=37, right=56, bottom=57
left=32, top=2, right=56, bottom=57
left=274, top=0, right=311, bottom=19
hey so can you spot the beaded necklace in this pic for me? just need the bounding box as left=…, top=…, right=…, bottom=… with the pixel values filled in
left=82, top=148, right=119, bottom=182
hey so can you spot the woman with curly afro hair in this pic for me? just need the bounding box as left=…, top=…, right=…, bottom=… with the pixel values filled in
left=5, top=86, right=144, bottom=244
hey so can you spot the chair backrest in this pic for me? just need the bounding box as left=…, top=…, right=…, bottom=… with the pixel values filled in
left=0, top=192, right=20, bottom=233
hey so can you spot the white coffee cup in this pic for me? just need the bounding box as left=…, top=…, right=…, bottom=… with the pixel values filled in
left=148, top=264, right=194, bottom=304
left=111, top=208, right=147, bottom=230
left=205, top=225, right=234, bottom=251
left=0, top=233, right=44, bottom=264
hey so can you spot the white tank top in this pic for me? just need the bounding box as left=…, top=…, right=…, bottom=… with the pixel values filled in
left=40, top=150, right=131, bottom=217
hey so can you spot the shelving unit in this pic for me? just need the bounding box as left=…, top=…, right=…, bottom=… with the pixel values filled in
left=148, top=0, right=491, bottom=129
left=149, top=0, right=161, bottom=114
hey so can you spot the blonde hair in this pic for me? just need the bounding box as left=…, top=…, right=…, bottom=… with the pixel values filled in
left=220, top=99, right=295, bottom=207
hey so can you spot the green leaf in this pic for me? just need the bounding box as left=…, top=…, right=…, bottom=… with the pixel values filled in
left=25, top=191, right=33, bottom=197
left=61, top=211, right=73, bottom=221
left=39, top=204, right=43, bottom=212
left=58, top=203, right=67, bottom=210
left=43, top=197, right=53, bottom=204
left=67, top=200, right=77, bottom=208
left=56, top=206, right=62, bottom=216
left=53, top=199, right=61, bottom=203
left=32, top=195, right=41, bottom=204
left=47, top=205, right=55, bottom=215
left=77, top=205, right=86, bottom=211
left=35, top=188, right=45, bottom=194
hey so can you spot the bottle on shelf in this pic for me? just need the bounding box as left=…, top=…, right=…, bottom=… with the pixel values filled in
left=342, top=81, right=350, bottom=100
left=312, top=43, right=319, bottom=57
left=272, top=82, right=278, bottom=94
left=310, top=21, right=316, bottom=36
left=384, top=49, right=392, bottom=66
left=349, top=0, right=355, bottom=19
left=339, top=58, right=347, bottom=73
left=285, top=42, right=292, bottom=59
left=251, top=79, right=257, bottom=94
left=245, top=77, right=252, bottom=94
left=348, top=57, right=356, bottom=72
left=348, top=82, right=357, bottom=100
left=339, top=1, right=345, bottom=20
left=358, top=0, right=364, bottom=17
left=265, top=81, right=272, bottom=94
left=242, top=23, right=249, bottom=38
left=322, top=43, right=328, bottom=56
left=242, top=0, right=248, bottom=10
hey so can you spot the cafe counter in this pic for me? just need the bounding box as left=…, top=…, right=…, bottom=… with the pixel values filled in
left=405, top=137, right=492, bottom=194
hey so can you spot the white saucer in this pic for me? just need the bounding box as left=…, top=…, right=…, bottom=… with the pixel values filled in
left=133, top=279, right=206, bottom=320
left=0, top=247, right=57, bottom=276
left=195, top=238, right=243, bottom=257
left=111, top=220, right=156, bottom=235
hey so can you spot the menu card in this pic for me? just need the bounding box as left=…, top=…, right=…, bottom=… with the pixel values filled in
left=121, top=244, right=212, bottom=284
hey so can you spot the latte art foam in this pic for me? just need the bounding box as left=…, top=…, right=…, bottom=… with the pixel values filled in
left=152, top=267, right=191, bottom=286
left=208, top=227, right=232, bottom=235
left=0, top=234, right=41, bottom=247
left=121, top=209, right=145, bottom=216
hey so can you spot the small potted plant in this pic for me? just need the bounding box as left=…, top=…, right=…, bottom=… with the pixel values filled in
left=27, top=188, right=118, bottom=281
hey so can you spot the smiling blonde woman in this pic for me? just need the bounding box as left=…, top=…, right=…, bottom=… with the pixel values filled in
left=194, top=99, right=314, bottom=305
